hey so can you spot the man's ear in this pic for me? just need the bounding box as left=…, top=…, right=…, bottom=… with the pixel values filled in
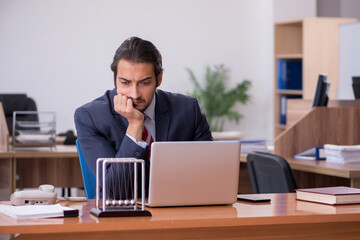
left=156, top=72, right=163, bottom=87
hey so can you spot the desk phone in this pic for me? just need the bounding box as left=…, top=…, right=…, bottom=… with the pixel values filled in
left=10, top=184, right=57, bottom=206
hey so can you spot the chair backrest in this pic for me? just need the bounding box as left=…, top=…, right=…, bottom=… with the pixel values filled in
left=247, top=152, right=297, bottom=194
left=76, top=139, right=96, bottom=199
left=0, top=94, right=37, bottom=135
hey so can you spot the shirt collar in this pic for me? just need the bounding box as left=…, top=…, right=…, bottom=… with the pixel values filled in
left=144, top=94, right=156, bottom=121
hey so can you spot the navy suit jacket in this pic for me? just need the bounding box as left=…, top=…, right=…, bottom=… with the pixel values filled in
left=74, top=88, right=212, bottom=197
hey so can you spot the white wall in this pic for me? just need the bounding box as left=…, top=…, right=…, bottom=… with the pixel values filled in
left=0, top=0, right=274, bottom=140
left=338, top=22, right=360, bottom=99
left=274, top=0, right=316, bottom=22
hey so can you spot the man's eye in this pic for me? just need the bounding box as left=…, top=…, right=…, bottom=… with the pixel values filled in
left=121, top=81, right=130, bottom=85
left=140, top=81, right=150, bottom=86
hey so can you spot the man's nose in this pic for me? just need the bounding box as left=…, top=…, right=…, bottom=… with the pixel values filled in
left=128, top=85, right=140, bottom=99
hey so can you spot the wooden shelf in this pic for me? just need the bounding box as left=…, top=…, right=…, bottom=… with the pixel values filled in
left=275, top=54, right=303, bottom=59
left=275, top=19, right=302, bottom=26
left=276, top=89, right=303, bottom=95
left=276, top=124, right=286, bottom=130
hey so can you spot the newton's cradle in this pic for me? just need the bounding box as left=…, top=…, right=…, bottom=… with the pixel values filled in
left=90, top=158, right=151, bottom=217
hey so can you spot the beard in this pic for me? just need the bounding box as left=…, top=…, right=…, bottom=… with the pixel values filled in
left=129, top=96, right=153, bottom=112
left=129, top=97, right=145, bottom=111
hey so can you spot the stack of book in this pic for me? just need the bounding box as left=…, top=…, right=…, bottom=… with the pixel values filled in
left=239, top=139, right=269, bottom=154
left=324, top=144, right=360, bottom=163
left=296, top=186, right=360, bottom=205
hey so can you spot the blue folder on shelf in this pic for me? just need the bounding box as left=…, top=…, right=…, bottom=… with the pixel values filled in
left=279, top=95, right=302, bottom=125
left=278, top=60, right=302, bottom=90
left=294, top=147, right=326, bottom=160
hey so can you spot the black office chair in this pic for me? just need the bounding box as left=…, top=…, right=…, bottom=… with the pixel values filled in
left=0, top=94, right=38, bottom=135
left=353, top=76, right=360, bottom=99
left=247, top=152, right=297, bottom=194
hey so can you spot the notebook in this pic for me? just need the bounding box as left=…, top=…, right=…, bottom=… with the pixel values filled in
left=147, top=141, right=241, bottom=207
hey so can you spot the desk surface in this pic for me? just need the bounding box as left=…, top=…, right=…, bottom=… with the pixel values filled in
left=1, top=193, right=360, bottom=239
left=13, top=145, right=78, bottom=158
left=0, top=145, right=77, bottom=159
left=286, top=157, right=360, bottom=178
left=0, top=149, right=12, bottom=158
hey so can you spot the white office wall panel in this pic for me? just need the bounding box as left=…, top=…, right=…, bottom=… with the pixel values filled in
left=338, top=22, right=360, bottom=99
left=274, top=0, right=316, bottom=22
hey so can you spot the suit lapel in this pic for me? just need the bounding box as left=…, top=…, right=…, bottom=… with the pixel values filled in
left=155, top=90, right=170, bottom=141
left=109, top=88, right=121, bottom=118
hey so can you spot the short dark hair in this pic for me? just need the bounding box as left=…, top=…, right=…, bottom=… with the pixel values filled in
left=111, top=36, right=163, bottom=86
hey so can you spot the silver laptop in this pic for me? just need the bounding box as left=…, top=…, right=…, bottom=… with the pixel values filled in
left=147, top=141, right=241, bottom=207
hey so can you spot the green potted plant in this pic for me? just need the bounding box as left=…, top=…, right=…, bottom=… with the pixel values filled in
left=187, top=64, right=251, bottom=133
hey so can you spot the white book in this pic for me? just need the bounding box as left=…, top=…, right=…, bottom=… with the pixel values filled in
left=326, top=156, right=360, bottom=163
left=324, top=144, right=360, bottom=151
left=324, top=144, right=360, bottom=163
left=0, top=204, right=78, bottom=219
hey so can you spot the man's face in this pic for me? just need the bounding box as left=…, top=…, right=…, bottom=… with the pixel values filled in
left=116, top=59, right=162, bottom=112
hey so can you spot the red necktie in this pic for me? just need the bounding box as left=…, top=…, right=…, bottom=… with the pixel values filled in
left=142, top=117, right=154, bottom=158
left=142, top=126, right=154, bottom=147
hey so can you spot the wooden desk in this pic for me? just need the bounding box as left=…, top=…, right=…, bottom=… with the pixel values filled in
left=14, top=145, right=83, bottom=191
left=286, top=157, right=360, bottom=188
left=0, top=150, right=14, bottom=201
left=1, top=193, right=360, bottom=239
left=240, top=154, right=360, bottom=190
left=0, top=146, right=82, bottom=200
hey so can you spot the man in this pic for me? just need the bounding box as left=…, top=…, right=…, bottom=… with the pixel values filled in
left=74, top=37, right=212, bottom=198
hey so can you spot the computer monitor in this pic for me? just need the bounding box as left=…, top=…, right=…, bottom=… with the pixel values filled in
left=352, top=76, right=360, bottom=99
left=312, top=74, right=330, bottom=107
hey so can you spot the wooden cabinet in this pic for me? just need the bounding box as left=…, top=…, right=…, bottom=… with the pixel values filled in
left=274, top=17, right=357, bottom=137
